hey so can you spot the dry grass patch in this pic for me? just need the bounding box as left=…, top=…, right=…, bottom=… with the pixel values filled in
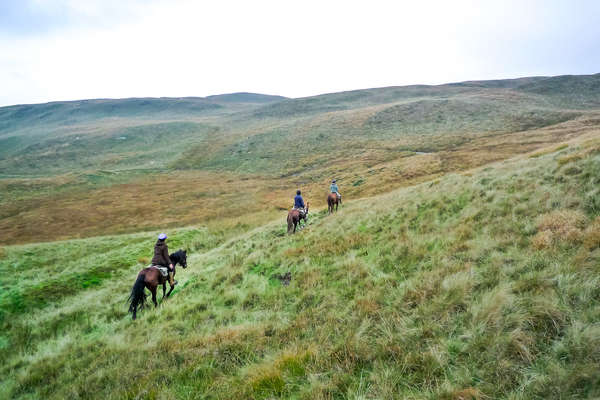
left=355, top=297, right=380, bottom=315
left=296, top=269, right=322, bottom=289
left=471, top=287, right=514, bottom=329
left=283, top=246, right=306, bottom=257
left=247, top=366, right=285, bottom=398
left=532, top=209, right=587, bottom=249
left=557, top=153, right=583, bottom=165
left=507, top=328, right=535, bottom=363
left=529, top=144, right=569, bottom=158
left=441, top=387, right=485, bottom=400
left=583, top=216, right=600, bottom=249
left=274, top=348, right=314, bottom=377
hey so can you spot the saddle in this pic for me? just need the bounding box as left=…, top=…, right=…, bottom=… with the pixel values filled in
left=151, top=265, right=169, bottom=277
left=292, top=207, right=306, bottom=216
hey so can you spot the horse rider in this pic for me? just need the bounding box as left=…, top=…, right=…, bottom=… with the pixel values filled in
left=293, top=189, right=306, bottom=217
left=330, top=179, right=341, bottom=202
left=151, top=233, right=177, bottom=287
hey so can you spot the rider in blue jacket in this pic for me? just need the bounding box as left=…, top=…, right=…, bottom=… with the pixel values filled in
left=294, top=190, right=305, bottom=210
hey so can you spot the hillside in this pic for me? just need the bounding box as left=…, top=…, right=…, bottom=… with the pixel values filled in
left=1, top=74, right=600, bottom=245
left=1, top=134, right=600, bottom=398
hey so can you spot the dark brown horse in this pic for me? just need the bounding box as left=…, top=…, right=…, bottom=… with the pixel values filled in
left=287, top=202, right=309, bottom=234
left=327, top=193, right=341, bottom=214
left=128, top=249, right=187, bottom=320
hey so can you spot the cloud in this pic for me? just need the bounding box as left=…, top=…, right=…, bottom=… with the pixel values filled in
left=0, top=0, right=599, bottom=106
left=0, top=0, right=168, bottom=35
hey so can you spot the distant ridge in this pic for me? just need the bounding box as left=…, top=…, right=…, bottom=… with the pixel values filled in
left=205, top=92, right=288, bottom=103
left=1, top=72, right=599, bottom=176
left=0, top=93, right=287, bottom=133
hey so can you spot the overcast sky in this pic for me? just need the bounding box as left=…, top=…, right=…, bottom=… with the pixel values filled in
left=0, top=0, right=598, bottom=106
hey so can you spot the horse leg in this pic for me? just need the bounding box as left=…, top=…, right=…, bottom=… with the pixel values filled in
left=151, top=285, right=158, bottom=308
left=162, top=282, right=166, bottom=299
left=166, top=285, right=175, bottom=298
left=166, top=274, right=176, bottom=297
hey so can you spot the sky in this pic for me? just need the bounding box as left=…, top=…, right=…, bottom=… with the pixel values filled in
left=0, top=0, right=599, bottom=106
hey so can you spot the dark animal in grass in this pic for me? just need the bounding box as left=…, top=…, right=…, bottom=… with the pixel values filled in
left=273, top=272, right=292, bottom=286
left=287, top=202, right=309, bottom=234
left=128, top=249, right=188, bottom=320
left=327, top=192, right=341, bottom=214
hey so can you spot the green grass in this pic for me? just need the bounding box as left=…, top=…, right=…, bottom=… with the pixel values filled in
left=0, top=227, right=223, bottom=323
left=0, top=121, right=221, bottom=175
left=2, top=137, right=600, bottom=398
left=1, top=76, right=600, bottom=397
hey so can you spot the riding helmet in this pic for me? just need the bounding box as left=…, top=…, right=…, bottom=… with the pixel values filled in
left=158, top=233, right=167, bottom=240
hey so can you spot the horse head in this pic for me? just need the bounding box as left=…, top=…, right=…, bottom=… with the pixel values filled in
left=180, top=250, right=188, bottom=268
left=171, top=249, right=188, bottom=268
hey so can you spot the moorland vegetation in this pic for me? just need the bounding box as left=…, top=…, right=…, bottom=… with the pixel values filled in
left=1, top=74, right=600, bottom=398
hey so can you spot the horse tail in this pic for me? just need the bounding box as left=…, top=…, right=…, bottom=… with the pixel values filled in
left=287, top=213, right=294, bottom=234
left=128, top=273, right=147, bottom=320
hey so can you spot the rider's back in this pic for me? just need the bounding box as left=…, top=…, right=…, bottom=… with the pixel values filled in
left=151, top=240, right=171, bottom=266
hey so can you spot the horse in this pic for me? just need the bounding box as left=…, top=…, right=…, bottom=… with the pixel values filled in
left=128, top=249, right=187, bottom=320
left=327, top=192, right=341, bottom=214
left=287, top=202, right=309, bottom=234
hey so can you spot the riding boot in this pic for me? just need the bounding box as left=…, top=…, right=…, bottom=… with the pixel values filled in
left=169, top=272, right=178, bottom=287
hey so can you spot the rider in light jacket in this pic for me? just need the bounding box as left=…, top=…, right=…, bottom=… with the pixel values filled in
left=330, top=179, right=341, bottom=201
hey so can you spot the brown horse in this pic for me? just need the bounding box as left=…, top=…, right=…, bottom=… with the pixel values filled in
left=287, top=202, right=309, bottom=234
left=327, top=193, right=341, bottom=213
left=128, top=250, right=187, bottom=320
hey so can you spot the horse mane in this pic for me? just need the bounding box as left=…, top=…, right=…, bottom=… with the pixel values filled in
left=169, top=249, right=186, bottom=263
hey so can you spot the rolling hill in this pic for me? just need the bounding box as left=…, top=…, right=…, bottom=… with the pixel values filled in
left=1, top=74, right=600, bottom=244
left=1, top=73, right=600, bottom=398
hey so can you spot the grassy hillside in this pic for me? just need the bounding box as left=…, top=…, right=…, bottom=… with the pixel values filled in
left=516, top=73, right=600, bottom=107
left=0, top=94, right=285, bottom=175
left=2, top=74, right=600, bottom=245
left=1, top=133, right=600, bottom=398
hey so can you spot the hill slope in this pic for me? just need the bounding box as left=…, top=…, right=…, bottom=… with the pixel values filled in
left=1, top=134, right=600, bottom=398
left=1, top=74, right=600, bottom=245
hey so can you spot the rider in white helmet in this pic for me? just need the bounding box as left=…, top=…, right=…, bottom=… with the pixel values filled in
left=151, top=233, right=177, bottom=287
